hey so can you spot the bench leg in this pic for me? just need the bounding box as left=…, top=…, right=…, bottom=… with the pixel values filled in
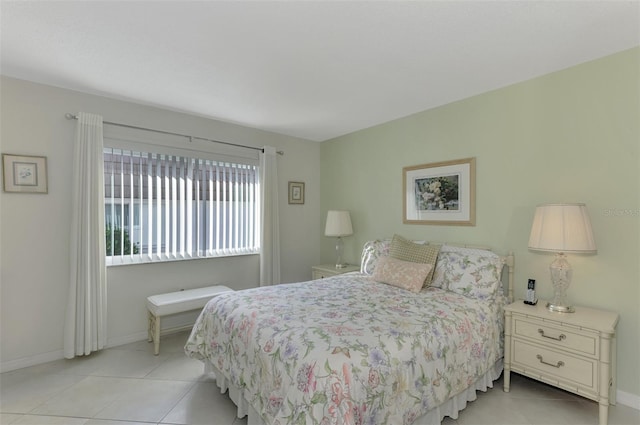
left=147, top=311, right=161, bottom=355
left=153, top=315, right=161, bottom=355
left=147, top=310, right=154, bottom=342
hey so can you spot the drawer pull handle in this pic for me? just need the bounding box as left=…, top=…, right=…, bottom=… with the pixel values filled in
left=538, top=328, right=566, bottom=341
left=536, top=354, right=564, bottom=368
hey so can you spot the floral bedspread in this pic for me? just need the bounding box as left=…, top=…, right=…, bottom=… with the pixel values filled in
left=185, top=274, right=505, bottom=425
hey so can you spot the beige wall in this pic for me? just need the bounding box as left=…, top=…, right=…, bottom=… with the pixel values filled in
left=320, top=48, right=639, bottom=401
left=0, top=77, right=321, bottom=370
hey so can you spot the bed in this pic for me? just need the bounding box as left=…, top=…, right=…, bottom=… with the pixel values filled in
left=185, top=237, right=514, bottom=425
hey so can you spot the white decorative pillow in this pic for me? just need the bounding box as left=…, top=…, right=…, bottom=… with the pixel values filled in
left=371, top=256, right=433, bottom=293
left=431, top=245, right=504, bottom=299
left=360, top=239, right=391, bottom=275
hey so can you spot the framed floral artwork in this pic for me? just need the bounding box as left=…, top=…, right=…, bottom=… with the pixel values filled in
left=403, top=157, right=475, bottom=226
left=288, top=181, right=305, bottom=204
left=2, top=154, right=48, bottom=194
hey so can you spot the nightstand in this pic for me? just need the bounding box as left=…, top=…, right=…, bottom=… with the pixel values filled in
left=504, top=301, right=619, bottom=425
left=312, top=264, right=360, bottom=280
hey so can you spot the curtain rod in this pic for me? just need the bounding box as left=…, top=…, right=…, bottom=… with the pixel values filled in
left=65, top=113, right=284, bottom=155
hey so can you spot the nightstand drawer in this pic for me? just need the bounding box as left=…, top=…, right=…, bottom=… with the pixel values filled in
left=312, top=264, right=360, bottom=280
left=312, top=271, right=328, bottom=279
left=513, top=316, right=598, bottom=357
left=512, top=339, right=597, bottom=392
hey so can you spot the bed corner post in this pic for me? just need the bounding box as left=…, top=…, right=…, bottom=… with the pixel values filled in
left=506, top=252, right=515, bottom=303
left=504, top=307, right=513, bottom=393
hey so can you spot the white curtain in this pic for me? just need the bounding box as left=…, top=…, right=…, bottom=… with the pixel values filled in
left=259, top=146, right=281, bottom=286
left=64, top=112, right=107, bottom=358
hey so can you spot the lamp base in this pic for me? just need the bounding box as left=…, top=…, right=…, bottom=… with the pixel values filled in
left=547, top=252, right=575, bottom=313
left=334, top=237, right=345, bottom=270
left=546, top=301, right=575, bottom=313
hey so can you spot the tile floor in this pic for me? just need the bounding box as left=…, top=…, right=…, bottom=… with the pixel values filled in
left=1, top=331, right=638, bottom=425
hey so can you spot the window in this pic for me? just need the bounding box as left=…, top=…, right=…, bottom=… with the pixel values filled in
left=104, top=147, right=260, bottom=265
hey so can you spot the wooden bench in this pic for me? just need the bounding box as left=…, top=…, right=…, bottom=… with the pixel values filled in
left=146, top=285, right=233, bottom=355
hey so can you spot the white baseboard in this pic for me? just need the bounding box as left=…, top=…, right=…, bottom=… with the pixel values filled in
left=617, top=389, right=640, bottom=411
left=1, top=325, right=193, bottom=373
left=106, top=331, right=149, bottom=348
left=106, top=325, right=192, bottom=349
left=0, top=349, right=64, bottom=373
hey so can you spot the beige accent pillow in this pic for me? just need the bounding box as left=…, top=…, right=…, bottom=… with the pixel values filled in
left=389, top=234, right=440, bottom=286
left=371, top=256, right=433, bottom=293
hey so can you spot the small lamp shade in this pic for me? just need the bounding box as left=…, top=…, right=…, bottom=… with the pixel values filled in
left=528, top=203, right=596, bottom=253
left=324, top=210, right=353, bottom=237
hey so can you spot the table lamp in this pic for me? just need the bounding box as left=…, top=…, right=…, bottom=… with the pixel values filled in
left=324, top=210, right=353, bottom=268
left=528, top=203, right=596, bottom=313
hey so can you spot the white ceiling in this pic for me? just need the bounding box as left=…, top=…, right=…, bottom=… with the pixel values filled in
left=1, top=1, right=639, bottom=142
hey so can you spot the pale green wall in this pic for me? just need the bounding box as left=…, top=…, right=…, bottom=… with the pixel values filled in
left=320, top=47, right=639, bottom=399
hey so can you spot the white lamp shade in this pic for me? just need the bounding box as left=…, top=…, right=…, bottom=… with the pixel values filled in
left=528, top=203, right=596, bottom=253
left=324, top=210, right=353, bottom=237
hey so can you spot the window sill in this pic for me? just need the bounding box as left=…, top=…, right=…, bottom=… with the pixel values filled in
left=106, top=250, right=259, bottom=267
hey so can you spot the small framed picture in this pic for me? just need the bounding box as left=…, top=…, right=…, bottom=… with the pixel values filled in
left=288, top=181, right=305, bottom=204
left=2, top=154, right=48, bottom=194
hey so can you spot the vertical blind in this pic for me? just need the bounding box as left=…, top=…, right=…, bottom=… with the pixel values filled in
left=104, top=147, right=260, bottom=265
